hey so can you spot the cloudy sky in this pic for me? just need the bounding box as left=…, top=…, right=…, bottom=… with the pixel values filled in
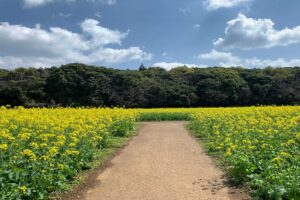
left=1, top=0, right=300, bottom=69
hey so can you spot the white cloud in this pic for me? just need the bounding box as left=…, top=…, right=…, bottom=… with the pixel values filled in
left=244, top=58, right=300, bottom=68
left=89, top=47, right=152, bottom=64
left=198, top=49, right=241, bottom=66
left=0, top=56, right=70, bottom=69
left=23, top=0, right=53, bottom=8
left=104, top=0, right=116, bottom=5
left=178, top=7, right=191, bottom=14
left=203, top=0, right=251, bottom=10
left=215, top=14, right=300, bottom=50
left=152, top=62, right=205, bottom=70
left=0, top=20, right=151, bottom=69
left=95, top=12, right=102, bottom=18
left=193, top=24, right=201, bottom=30
left=23, top=0, right=115, bottom=8
left=53, top=12, right=72, bottom=18
left=87, top=0, right=116, bottom=5
left=81, top=19, right=128, bottom=47
left=197, top=50, right=300, bottom=68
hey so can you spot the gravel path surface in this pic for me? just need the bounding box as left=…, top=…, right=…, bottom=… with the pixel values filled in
left=69, top=122, right=248, bottom=200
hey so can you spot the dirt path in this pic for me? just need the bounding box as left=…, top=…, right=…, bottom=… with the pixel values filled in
left=68, top=122, right=248, bottom=200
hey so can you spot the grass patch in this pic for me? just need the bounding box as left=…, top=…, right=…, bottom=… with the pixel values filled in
left=138, top=112, right=191, bottom=121
left=88, top=136, right=130, bottom=169
left=187, top=123, right=225, bottom=163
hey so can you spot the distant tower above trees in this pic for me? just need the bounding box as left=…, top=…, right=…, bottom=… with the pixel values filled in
left=139, top=63, right=146, bottom=71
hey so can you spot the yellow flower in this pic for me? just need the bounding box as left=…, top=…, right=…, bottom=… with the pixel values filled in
left=29, top=142, right=39, bottom=149
left=0, top=144, right=8, bottom=151
left=18, top=132, right=31, bottom=141
left=40, top=143, right=48, bottom=148
left=272, top=157, right=282, bottom=165
left=48, top=147, right=58, bottom=156
left=19, top=186, right=27, bottom=194
left=20, top=149, right=37, bottom=161
left=280, top=152, right=291, bottom=158
left=39, top=155, right=50, bottom=161
left=0, top=131, right=15, bottom=141
left=63, top=149, right=79, bottom=156
left=295, top=133, right=300, bottom=140
left=261, top=143, right=268, bottom=149
left=225, top=148, right=232, bottom=156
left=68, top=142, right=77, bottom=147
left=57, top=163, right=65, bottom=170
left=286, top=140, right=295, bottom=145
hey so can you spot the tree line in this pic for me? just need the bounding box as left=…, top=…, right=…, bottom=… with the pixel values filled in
left=0, top=63, right=299, bottom=107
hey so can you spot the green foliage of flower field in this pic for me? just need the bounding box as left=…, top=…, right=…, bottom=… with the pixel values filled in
left=137, top=108, right=192, bottom=121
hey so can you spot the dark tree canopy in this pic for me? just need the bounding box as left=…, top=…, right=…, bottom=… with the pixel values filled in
left=0, top=63, right=299, bottom=107
left=139, top=63, right=146, bottom=71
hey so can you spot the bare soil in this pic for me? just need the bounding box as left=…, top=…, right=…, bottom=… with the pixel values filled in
left=64, top=121, right=248, bottom=200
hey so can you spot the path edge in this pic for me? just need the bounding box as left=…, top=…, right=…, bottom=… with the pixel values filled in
left=185, top=123, right=251, bottom=200
left=56, top=123, right=146, bottom=200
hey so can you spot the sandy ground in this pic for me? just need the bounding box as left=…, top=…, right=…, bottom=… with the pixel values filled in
left=66, top=122, right=248, bottom=200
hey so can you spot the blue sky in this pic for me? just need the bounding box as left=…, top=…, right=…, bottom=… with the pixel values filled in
left=1, top=0, right=300, bottom=69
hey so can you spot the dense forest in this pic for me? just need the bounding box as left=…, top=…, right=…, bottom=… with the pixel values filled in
left=0, top=63, right=299, bottom=107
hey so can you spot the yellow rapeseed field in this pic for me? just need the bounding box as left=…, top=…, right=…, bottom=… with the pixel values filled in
left=189, top=106, right=300, bottom=199
left=0, top=107, right=137, bottom=199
